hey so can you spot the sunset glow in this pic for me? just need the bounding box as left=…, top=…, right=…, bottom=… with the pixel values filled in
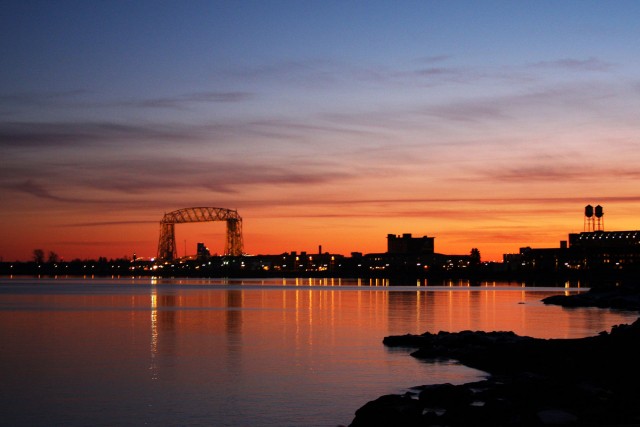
left=2, top=1, right=640, bottom=261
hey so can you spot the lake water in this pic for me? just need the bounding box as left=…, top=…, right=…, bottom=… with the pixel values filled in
left=1, top=277, right=637, bottom=426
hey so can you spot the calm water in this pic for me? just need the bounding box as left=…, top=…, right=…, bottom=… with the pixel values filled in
left=0, top=277, right=637, bottom=427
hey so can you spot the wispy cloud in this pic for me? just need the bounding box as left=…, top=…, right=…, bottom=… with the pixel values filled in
left=0, top=89, right=254, bottom=121
left=0, top=90, right=94, bottom=118
left=0, top=90, right=91, bottom=105
left=483, top=165, right=587, bottom=182
left=220, top=195, right=640, bottom=215
left=421, top=101, right=508, bottom=122
left=415, top=55, right=452, bottom=65
left=0, top=121, right=200, bottom=148
left=416, top=67, right=459, bottom=77
left=472, top=160, right=640, bottom=184
left=415, top=80, right=617, bottom=125
left=59, top=220, right=157, bottom=227
left=2, top=157, right=356, bottom=204
left=127, top=91, right=254, bottom=109
left=12, top=179, right=88, bottom=203
left=80, top=157, right=353, bottom=194
left=529, top=57, right=614, bottom=72
left=221, top=58, right=347, bottom=89
left=0, top=115, right=377, bottom=151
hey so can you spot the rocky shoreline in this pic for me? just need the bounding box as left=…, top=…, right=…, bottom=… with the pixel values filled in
left=348, top=285, right=640, bottom=426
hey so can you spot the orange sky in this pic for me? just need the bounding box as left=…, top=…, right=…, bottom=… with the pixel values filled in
left=2, top=193, right=640, bottom=262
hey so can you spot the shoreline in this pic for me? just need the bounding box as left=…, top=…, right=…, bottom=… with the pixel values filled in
left=348, top=284, right=640, bottom=426
left=3, top=260, right=640, bottom=286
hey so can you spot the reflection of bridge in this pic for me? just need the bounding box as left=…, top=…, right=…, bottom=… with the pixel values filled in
left=156, top=207, right=244, bottom=261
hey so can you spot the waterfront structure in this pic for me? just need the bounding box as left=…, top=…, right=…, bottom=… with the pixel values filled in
left=503, top=206, right=640, bottom=273
left=157, top=207, right=243, bottom=260
left=245, top=250, right=344, bottom=273
left=584, top=204, right=605, bottom=232
left=11, top=205, right=639, bottom=278
left=509, top=230, right=640, bottom=273
left=568, top=230, right=640, bottom=248
left=568, top=230, right=640, bottom=269
left=387, top=233, right=435, bottom=255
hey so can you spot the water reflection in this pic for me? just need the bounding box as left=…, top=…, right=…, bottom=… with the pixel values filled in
left=382, top=287, right=630, bottom=338
left=141, top=283, right=635, bottom=353
left=226, top=290, right=243, bottom=335
left=150, top=289, right=158, bottom=380
left=2, top=279, right=636, bottom=427
left=225, top=290, right=243, bottom=370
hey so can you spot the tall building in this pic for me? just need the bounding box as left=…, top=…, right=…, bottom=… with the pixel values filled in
left=197, top=242, right=210, bottom=258
left=387, top=233, right=435, bottom=255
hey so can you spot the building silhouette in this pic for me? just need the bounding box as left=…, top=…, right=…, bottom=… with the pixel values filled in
left=505, top=207, right=640, bottom=274
left=387, top=233, right=435, bottom=255
left=196, top=242, right=210, bottom=259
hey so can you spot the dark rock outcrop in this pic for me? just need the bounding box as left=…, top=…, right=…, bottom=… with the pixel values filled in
left=350, top=316, right=640, bottom=426
left=542, top=284, right=640, bottom=311
left=350, top=394, right=424, bottom=427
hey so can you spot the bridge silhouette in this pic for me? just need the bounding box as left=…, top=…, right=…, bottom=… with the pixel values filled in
left=156, top=207, right=243, bottom=261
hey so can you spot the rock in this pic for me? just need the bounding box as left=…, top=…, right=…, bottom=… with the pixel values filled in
left=350, top=287, right=640, bottom=426
left=418, top=383, right=473, bottom=408
left=543, top=284, right=640, bottom=311
left=350, top=315, right=640, bottom=426
left=349, top=394, right=423, bottom=427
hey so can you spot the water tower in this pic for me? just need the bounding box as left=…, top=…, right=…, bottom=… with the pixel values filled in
left=584, top=205, right=594, bottom=232
left=595, top=205, right=604, bottom=231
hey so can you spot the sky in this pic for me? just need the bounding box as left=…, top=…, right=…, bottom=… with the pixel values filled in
left=2, top=0, right=640, bottom=262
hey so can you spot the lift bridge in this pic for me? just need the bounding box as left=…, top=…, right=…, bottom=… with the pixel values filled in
left=156, top=207, right=243, bottom=261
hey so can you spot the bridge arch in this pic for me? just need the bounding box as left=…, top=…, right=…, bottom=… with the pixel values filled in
left=157, top=207, right=243, bottom=260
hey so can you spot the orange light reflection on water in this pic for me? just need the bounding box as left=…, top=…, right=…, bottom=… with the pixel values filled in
left=1, top=281, right=638, bottom=427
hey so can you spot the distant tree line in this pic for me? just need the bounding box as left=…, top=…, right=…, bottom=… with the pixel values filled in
left=0, top=249, right=135, bottom=276
left=32, top=249, right=59, bottom=264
